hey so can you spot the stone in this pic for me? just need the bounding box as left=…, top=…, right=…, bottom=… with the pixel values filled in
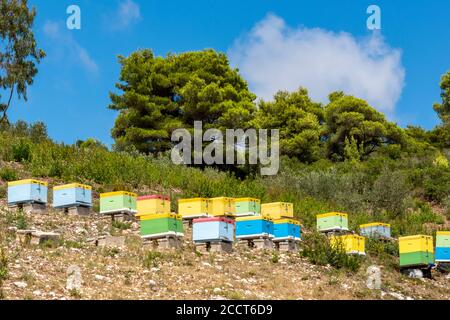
left=404, top=269, right=424, bottom=279
left=68, top=206, right=91, bottom=216
left=16, top=230, right=36, bottom=245
left=275, top=240, right=299, bottom=253
left=66, top=265, right=82, bottom=291
left=149, top=279, right=158, bottom=291
left=13, top=281, right=28, bottom=289
left=22, top=203, right=47, bottom=215
left=209, top=241, right=233, bottom=254
left=96, top=235, right=126, bottom=248
left=366, top=265, right=382, bottom=290
left=30, top=231, right=61, bottom=246
left=252, top=238, right=274, bottom=250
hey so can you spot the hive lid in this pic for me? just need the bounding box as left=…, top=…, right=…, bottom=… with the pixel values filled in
left=360, top=222, right=390, bottom=228
left=436, top=231, right=450, bottom=236
left=100, top=191, right=137, bottom=198
left=235, top=198, right=261, bottom=202
left=54, top=183, right=92, bottom=191
left=193, top=217, right=235, bottom=225
left=273, top=218, right=301, bottom=225
left=399, top=235, right=433, bottom=241
left=317, top=212, right=348, bottom=219
left=138, top=195, right=170, bottom=201
left=8, top=179, right=48, bottom=187
left=178, top=198, right=208, bottom=202
left=137, top=213, right=177, bottom=220
left=236, top=215, right=272, bottom=222
left=210, top=197, right=234, bottom=201
left=262, top=202, right=293, bottom=206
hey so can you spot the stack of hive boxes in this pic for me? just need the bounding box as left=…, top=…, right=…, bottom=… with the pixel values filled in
left=435, top=231, right=450, bottom=264
left=359, top=222, right=391, bottom=239
left=99, top=191, right=137, bottom=220
left=192, top=197, right=236, bottom=252
left=399, top=235, right=434, bottom=268
left=261, top=202, right=301, bottom=252
left=53, top=183, right=92, bottom=215
left=7, top=179, right=48, bottom=214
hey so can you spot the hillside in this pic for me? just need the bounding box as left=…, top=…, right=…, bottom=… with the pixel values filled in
left=0, top=204, right=449, bottom=300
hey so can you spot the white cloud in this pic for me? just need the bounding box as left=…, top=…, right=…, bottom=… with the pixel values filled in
left=43, top=20, right=99, bottom=75
left=106, top=0, right=141, bottom=30
left=228, top=14, right=405, bottom=114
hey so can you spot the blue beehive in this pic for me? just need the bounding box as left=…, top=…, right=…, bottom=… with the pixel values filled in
left=273, top=218, right=301, bottom=241
left=53, top=183, right=92, bottom=208
left=236, top=216, right=274, bottom=239
left=7, top=179, right=48, bottom=205
left=360, top=223, right=391, bottom=239
left=192, top=217, right=235, bottom=243
left=435, top=247, right=450, bottom=262
left=436, top=231, right=450, bottom=262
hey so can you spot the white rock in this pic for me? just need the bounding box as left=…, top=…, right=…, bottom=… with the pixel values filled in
left=13, top=281, right=28, bottom=289
left=149, top=280, right=158, bottom=291
left=213, top=288, right=222, bottom=294
left=66, top=265, right=82, bottom=291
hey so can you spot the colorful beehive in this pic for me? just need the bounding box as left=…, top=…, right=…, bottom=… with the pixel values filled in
left=273, top=218, right=301, bottom=241
left=208, top=197, right=235, bottom=216
left=192, top=217, right=235, bottom=243
left=261, top=202, right=294, bottom=220
left=235, top=198, right=261, bottom=217
left=53, top=183, right=92, bottom=208
left=236, top=216, right=274, bottom=239
left=7, top=179, right=48, bottom=205
left=99, top=191, right=137, bottom=215
left=178, top=198, right=210, bottom=219
left=359, top=222, right=391, bottom=239
left=435, top=231, right=450, bottom=262
left=399, top=235, right=434, bottom=267
left=330, top=234, right=365, bottom=255
left=316, top=212, right=349, bottom=232
left=137, top=213, right=183, bottom=239
left=137, top=195, right=171, bottom=215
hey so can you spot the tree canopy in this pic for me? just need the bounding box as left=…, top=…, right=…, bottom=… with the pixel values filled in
left=0, top=0, right=45, bottom=123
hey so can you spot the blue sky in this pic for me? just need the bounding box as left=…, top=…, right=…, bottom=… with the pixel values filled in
left=8, top=0, right=450, bottom=145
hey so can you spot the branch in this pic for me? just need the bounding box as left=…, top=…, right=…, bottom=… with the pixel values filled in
left=0, top=85, right=14, bottom=124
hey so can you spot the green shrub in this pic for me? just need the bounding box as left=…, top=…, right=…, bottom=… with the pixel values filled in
left=143, top=251, right=164, bottom=268
left=0, top=168, right=17, bottom=181
left=12, top=140, right=32, bottom=163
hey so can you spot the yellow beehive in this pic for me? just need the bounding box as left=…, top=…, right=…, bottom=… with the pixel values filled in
left=399, top=235, right=433, bottom=254
left=178, top=198, right=210, bottom=218
left=261, top=202, right=294, bottom=220
left=137, top=195, right=171, bottom=215
left=330, top=235, right=365, bottom=255
left=208, top=197, right=235, bottom=216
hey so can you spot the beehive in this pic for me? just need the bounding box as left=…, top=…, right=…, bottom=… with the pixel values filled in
left=53, top=183, right=92, bottom=208
left=137, top=195, right=171, bottom=215
left=330, top=234, right=365, bottom=255
left=7, top=179, right=48, bottom=205
left=261, top=202, right=294, bottom=220
left=235, top=198, right=261, bottom=217
left=359, top=222, right=391, bottom=239
left=399, top=235, right=434, bottom=267
left=236, top=216, right=273, bottom=239
left=316, top=212, right=349, bottom=232
left=192, top=217, right=235, bottom=243
left=178, top=198, right=210, bottom=218
left=137, top=213, right=183, bottom=239
left=99, top=191, right=137, bottom=215
left=435, top=231, right=450, bottom=262
left=273, top=218, right=301, bottom=241
left=208, top=197, right=235, bottom=216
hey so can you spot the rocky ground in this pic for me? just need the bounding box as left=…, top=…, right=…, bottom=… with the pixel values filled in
left=0, top=204, right=449, bottom=300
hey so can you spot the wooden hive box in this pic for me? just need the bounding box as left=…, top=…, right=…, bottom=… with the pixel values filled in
left=273, top=218, right=301, bottom=241
left=261, top=202, right=294, bottom=220
left=192, top=217, right=235, bottom=243
left=99, top=191, right=137, bottom=215
left=435, top=231, right=450, bottom=262
left=316, top=212, right=349, bottom=233
left=399, top=235, right=434, bottom=267
left=235, top=198, right=261, bottom=217
left=330, top=234, right=365, bottom=255
left=359, top=222, right=391, bottom=239
left=178, top=198, right=210, bottom=219
left=7, top=179, right=48, bottom=205
left=53, top=183, right=92, bottom=208
left=137, top=213, right=183, bottom=239
left=236, top=215, right=273, bottom=239
left=208, top=197, right=235, bottom=217
left=137, top=195, right=171, bottom=215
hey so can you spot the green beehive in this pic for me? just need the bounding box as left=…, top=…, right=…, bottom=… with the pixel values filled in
left=235, top=198, right=261, bottom=216
left=138, top=213, right=183, bottom=239
left=400, top=251, right=435, bottom=267
left=100, top=191, right=137, bottom=215
left=316, top=212, right=349, bottom=232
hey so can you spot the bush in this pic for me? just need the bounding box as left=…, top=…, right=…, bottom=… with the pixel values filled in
left=12, top=140, right=32, bottom=163
left=300, top=232, right=364, bottom=273
left=0, top=168, right=17, bottom=181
